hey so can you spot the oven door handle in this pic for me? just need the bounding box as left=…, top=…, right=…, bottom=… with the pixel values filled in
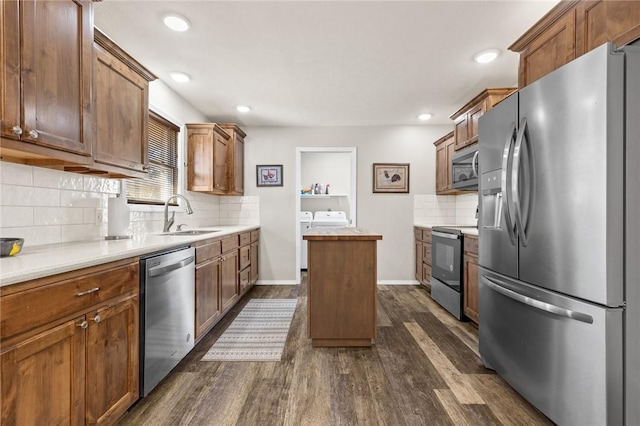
left=432, top=231, right=461, bottom=240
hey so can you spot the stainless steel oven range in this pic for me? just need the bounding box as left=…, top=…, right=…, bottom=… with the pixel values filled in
left=430, top=226, right=475, bottom=320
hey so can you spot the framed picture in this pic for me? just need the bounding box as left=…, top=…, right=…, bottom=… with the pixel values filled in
left=256, top=164, right=283, bottom=187
left=372, top=163, right=410, bottom=193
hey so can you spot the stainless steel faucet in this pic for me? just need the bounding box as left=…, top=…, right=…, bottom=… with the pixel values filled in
left=163, top=194, right=194, bottom=232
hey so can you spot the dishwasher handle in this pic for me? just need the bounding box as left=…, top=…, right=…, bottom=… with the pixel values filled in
left=148, top=255, right=195, bottom=277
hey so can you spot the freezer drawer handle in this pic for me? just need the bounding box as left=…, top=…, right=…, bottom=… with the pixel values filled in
left=148, top=256, right=195, bottom=277
left=483, top=275, right=594, bottom=324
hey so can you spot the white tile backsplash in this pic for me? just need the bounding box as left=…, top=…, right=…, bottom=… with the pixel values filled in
left=0, top=161, right=260, bottom=246
left=0, top=206, right=34, bottom=228
left=0, top=161, right=33, bottom=186
left=0, top=185, right=60, bottom=207
left=33, top=167, right=86, bottom=190
left=34, top=207, right=84, bottom=226
left=414, top=193, right=478, bottom=225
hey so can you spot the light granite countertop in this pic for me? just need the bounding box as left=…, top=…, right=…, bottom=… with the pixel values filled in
left=414, top=223, right=479, bottom=237
left=0, top=225, right=259, bottom=288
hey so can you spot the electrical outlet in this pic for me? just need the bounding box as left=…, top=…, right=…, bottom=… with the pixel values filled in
left=96, top=209, right=104, bottom=224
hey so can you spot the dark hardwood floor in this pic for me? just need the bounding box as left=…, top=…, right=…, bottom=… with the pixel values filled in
left=117, top=280, right=553, bottom=426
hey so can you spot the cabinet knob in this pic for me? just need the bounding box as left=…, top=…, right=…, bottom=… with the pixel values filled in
left=93, top=314, right=102, bottom=323
left=28, top=129, right=39, bottom=139
left=11, top=126, right=23, bottom=136
left=77, top=320, right=89, bottom=329
left=142, top=165, right=149, bottom=170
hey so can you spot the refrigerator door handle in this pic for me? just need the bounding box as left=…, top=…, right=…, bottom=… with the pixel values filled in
left=501, top=122, right=517, bottom=245
left=512, top=118, right=531, bottom=246
left=482, top=275, right=594, bottom=324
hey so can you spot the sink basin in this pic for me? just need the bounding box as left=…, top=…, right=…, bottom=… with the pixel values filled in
left=164, top=230, right=220, bottom=236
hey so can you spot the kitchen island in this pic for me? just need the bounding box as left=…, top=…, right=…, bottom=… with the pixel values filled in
left=303, top=227, right=382, bottom=347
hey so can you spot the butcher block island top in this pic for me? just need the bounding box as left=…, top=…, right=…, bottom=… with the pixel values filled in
left=303, top=227, right=382, bottom=347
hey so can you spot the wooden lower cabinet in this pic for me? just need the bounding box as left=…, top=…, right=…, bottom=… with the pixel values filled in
left=250, top=241, right=259, bottom=285
left=1, top=319, right=86, bottom=425
left=221, top=250, right=239, bottom=311
left=463, top=235, right=479, bottom=324
left=414, top=227, right=431, bottom=288
left=86, top=295, right=139, bottom=425
left=0, top=258, right=139, bottom=426
left=194, top=229, right=259, bottom=341
left=195, top=258, right=221, bottom=341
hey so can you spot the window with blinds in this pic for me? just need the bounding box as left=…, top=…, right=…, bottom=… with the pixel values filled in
left=126, top=111, right=179, bottom=205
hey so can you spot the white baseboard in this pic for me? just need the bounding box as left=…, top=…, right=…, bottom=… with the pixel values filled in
left=255, top=280, right=298, bottom=286
left=377, top=280, right=421, bottom=285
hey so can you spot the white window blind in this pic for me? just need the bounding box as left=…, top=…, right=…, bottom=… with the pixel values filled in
left=126, top=112, right=179, bottom=205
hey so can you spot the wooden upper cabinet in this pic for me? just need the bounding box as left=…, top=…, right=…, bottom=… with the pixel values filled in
left=510, top=0, right=640, bottom=88
left=93, top=29, right=156, bottom=178
left=187, top=123, right=231, bottom=194
left=434, top=132, right=455, bottom=194
left=219, top=124, right=247, bottom=195
left=0, top=0, right=93, bottom=161
left=576, top=0, right=640, bottom=52
left=449, top=88, right=515, bottom=152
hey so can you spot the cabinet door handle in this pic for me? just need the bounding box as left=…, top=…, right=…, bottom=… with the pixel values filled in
left=76, top=287, right=100, bottom=296
left=77, top=320, right=89, bottom=329
left=28, top=129, right=39, bottom=139
left=93, top=314, right=102, bottom=323
left=11, top=126, right=23, bottom=136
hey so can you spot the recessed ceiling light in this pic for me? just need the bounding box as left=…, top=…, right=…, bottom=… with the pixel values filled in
left=163, top=14, right=190, bottom=32
left=236, top=105, right=251, bottom=113
left=474, top=49, right=500, bottom=64
left=169, top=72, right=190, bottom=83
left=418, top=113, right=433, bottom=121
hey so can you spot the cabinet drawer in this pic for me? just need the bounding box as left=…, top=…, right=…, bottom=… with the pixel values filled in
left=239, top=232, right=251, bottom=246
left=239, top=267, right=250, bottom=291
left=1, top=260, right=139, bottom=340
left=464, top=236, right=479, bottom=254
left=414, top=228, right=424, bottom=241
left=196, top=240, right=222, bottom=264
left=239, top=245, right=251, bottom=270
left=423, top=243, right=432, bottom=265
left=250, top=230, right=259, bottom=242
left=221, top=236, right=239, bottom=253
left=423, top=230, right=431, bottom=243
left=422, top=264, right=431, bottom=284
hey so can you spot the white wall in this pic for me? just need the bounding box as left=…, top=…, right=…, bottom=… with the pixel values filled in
left=244, top=125, right=451, bottom=283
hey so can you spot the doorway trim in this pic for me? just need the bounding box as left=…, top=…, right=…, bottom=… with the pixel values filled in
left=295, top=147, right=357, bottom=284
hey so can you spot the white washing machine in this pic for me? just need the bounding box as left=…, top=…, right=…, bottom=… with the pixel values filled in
left=313, top=211, right=349, bottom=228
left=300, top=211, right=313, bottom=269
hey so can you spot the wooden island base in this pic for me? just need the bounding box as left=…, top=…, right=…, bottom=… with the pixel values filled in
left=303, top=227, right=383, bottom=348
left=312, top=338, right=373, bottom=348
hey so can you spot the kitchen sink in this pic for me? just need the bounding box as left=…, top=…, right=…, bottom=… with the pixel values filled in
left=164, top=230, right=220, bottom=236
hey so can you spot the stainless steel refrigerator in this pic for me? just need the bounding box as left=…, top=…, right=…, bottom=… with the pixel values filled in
left=478, top=42, right=640, bottom=426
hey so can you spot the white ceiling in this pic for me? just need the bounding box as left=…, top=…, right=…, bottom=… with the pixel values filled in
left=94, top=1, right=557, bottom=127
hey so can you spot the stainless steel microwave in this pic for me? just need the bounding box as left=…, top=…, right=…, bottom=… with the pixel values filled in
left=451, top=145, right=478, bottom=190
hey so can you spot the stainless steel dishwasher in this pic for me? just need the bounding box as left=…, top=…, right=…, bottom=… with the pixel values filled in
left=140, top=246, right=195, bottom=397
